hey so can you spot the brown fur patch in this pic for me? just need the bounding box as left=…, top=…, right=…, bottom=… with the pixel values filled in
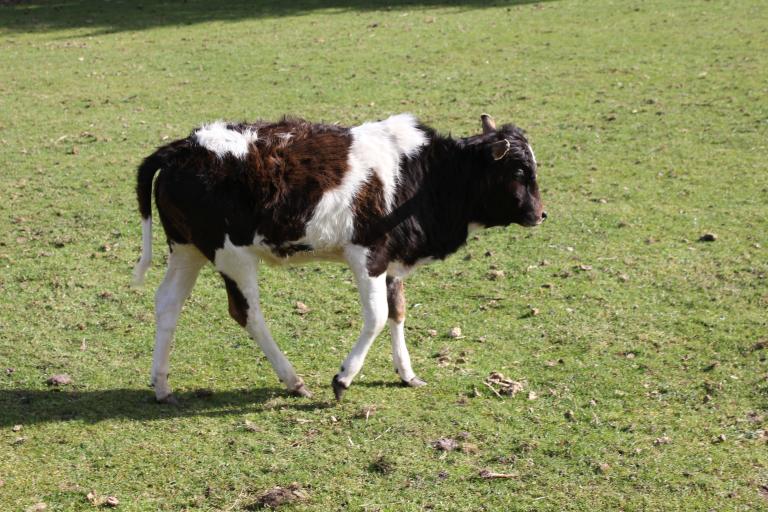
left=351, top=173, right=387, bottom=246
left=386, top=276, right=405, bottom=322
left=152, top=120, right=352, bottom=260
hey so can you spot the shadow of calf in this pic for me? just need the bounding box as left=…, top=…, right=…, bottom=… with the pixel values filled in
left=0, top=387, right=333, bottom=427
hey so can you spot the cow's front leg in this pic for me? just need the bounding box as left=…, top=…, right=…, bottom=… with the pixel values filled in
left=386, top=276, right=426, bottom=388
left=333, top=246, right=389, bottom=400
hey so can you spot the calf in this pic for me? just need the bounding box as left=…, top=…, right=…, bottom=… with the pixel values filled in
left=133, top=113, right=545, bottom=402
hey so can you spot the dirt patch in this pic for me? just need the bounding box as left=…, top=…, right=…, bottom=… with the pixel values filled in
left=249, top=483, right=308, bottom=509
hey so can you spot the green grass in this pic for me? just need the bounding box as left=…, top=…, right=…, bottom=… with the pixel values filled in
left=1, top=0, right=767, bottom=510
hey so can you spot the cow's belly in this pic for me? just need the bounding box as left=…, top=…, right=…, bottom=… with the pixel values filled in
left=249, top=244, right=345, bottom=267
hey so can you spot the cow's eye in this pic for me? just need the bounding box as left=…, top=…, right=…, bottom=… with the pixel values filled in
left=512, top=169, right=525, bottom=179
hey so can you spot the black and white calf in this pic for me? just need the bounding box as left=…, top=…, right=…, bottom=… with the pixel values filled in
left=133, top=113, right=545, bottom=402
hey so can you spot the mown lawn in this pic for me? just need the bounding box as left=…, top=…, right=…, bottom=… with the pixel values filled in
left=1, top=0, right=766, bottom=510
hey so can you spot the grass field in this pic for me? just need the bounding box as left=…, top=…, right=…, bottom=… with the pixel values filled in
left=1, top=0, right=767, bottom=510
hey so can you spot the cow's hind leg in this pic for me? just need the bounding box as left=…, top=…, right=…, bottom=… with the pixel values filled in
left=386, top=276, right=426, bottom=388
left=151, top=243, right=207, bottom=403
left=216, top=246, right=310, bottom=397
left=332, top=246, right=389, bottom=400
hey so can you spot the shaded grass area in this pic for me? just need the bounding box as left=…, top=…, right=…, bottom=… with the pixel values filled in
left=0, top=0, right=553, bottom=35
left=1, top=0, right=767, bottom=510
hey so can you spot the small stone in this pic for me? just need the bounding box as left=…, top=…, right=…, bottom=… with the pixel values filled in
left=461, top=442, right=479, bottom=454
left=618, top=273, right=630, bottom=282
left=487, top=269, right=505, bottom=280
left=529, top=307, right=540, bottom=316
left=294, top=301, right=310, bottom=315
left=432, top=437, right=458, bottom=451
left=564, top=410, right=575, bottom=421
left=698, top=233, right=717, bottom=242
left=527, top=391, right=538, bottom=400
left=712, top=434, right=726, bottom=444
left=597, top=462, right=611, bottom=474
left=243, top=420, right=261, bottom=432
left=357, top=405, right=377, bottom=420
left=105, top=496, right=119, bottom=507
left=427, top=329, right=438, bottom=337
left=86, top=492, right=99, bottom=505
left=654, top=436, right=671, bottom=446
left=46, top=374, right=73, bottom=386
left=449, top=327, right=462, bottom=338
left=12, top=425, right=22, bottom=432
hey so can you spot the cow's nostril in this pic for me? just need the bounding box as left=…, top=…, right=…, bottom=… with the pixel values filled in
left=541, top=211, right=548, bottom=220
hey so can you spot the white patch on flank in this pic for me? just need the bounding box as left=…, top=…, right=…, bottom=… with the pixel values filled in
left=527, top=143, right=537, bottom=165
left=302, top=114, right=426, bottom=249
left=132, top=217, right=153, bottom=286
left=193, top=121, right=258, bottom=159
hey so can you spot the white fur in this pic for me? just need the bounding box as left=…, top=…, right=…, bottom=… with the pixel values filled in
left=302, top=114, right=426, bottom=249
left=132, top=217, right=153, bottom=286
left=214, top=236, right=304, bottom=390
left=386, top=257, right=434, bottom=279
left=301, top=150, right=370, bottom=249
left=150, top=244, right=207, bottom=400
left=389, top=319, right=416, bottom=382
left=193, top=121, right=258, bottom=159
left=336, top=245, right=389, bottom=387
left=527, top=143, right=537, bottom=165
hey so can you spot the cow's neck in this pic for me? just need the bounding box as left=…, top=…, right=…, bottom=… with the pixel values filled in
left=385, top=134, right=484, bottom=265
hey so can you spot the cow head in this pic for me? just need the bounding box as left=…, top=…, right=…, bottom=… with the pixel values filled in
left=468, top=114, right=546, bottom=228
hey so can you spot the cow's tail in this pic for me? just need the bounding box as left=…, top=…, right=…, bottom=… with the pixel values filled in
left=132, top=145, right=171, bottom=286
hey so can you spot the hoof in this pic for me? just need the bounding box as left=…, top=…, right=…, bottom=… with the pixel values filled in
left=291, top=384, right=313, bottom=398
left=402, top=376, right=427, bottom=388
left=331, top=374, right=348, bottom=401
left=156, top=393, right=179, bottom=406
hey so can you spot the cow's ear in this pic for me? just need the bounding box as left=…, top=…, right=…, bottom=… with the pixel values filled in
left=480, top=113, right=496, bottom=134
left=491, top=139, right=511, bottom=160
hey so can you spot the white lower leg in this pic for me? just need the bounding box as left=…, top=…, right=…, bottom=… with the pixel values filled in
left=389, top=319, right=416, bottom=382
left=245, top=310, right=303, bottom=390
left=215, top=241, right=305, bottom=394
left=150, top=245, right=205, bottom=400
left=336, top=273, right=388, bottom=387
